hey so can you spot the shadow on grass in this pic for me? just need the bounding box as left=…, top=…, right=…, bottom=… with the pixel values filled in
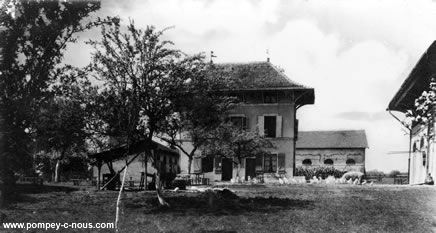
left=125, top=191, right=314, bottom=216
left=2, top=184, right=78, bottom=206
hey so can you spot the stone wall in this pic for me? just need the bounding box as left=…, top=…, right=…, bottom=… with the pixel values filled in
left=296, top=148, right=365, bottom=172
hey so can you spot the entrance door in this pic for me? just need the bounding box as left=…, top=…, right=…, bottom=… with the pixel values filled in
left=221, top=158, right=233, bottom=181
left=245, top=158, right=256, bottom=181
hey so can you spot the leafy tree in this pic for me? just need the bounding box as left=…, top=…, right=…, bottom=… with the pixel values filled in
left=0, top=0, right=103, bottom=203
left=33, top=67, right=91, bottom=182
left=202, top=122, right=273, bottom=180
left=88, top=19, right=204, bottom=206
left=405, top=77, right=436, bottom=132
left=388, top=170, right=401, bottom=178
left=159, top=64, right=236, bottom=174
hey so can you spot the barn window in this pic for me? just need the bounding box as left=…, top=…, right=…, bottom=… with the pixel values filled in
left=346, top=159, right=356, bottom=166
left=302, top=159, right=312, bottom=166
left=423, top=151, right=427, bottom=167
left=324, top=159, right=334, bottom=165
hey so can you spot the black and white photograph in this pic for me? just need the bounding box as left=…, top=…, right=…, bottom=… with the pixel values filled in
left=1, top=0, right=436, bottom=232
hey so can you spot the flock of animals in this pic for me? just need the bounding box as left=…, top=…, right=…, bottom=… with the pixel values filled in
left=229, top=171, right=374, bottom=185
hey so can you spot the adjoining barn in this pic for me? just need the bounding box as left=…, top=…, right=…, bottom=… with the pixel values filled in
left=388, top=40, right=436, bottom=185
left=89, top=140, right=180, bottom=190
left=296, top=130, right=368, bottom=172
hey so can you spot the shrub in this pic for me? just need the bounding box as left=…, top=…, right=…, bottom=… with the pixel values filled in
left=295, top=166, right=347, bottom=180
left=366, top=169, right=385, bottom=178
left=388, top=170, right=401, bottom=178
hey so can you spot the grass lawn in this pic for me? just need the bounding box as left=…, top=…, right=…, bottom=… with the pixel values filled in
left=1, top=183, right=436, bottom=233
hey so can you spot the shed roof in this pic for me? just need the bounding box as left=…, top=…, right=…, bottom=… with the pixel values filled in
left=388, top=41, right=436, bottom=113
left=88, top=140, right=178, bottom=163
left=296, top=130, right=368, bottom=149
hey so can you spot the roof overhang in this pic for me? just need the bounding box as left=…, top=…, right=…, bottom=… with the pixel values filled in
left=88, top=140, right=178, bottom=164
left=388, top=41, right=436, bottom=113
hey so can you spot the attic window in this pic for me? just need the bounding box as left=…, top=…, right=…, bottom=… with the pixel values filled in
left=264, top=91, right=277, bottom=103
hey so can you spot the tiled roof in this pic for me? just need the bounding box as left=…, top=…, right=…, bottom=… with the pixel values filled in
left=296, top=130, right=368, bottom=149
left=216, top=61, right=311, bottom=90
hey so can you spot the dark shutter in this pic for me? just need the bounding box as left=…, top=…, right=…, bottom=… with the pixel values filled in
left=193, top=157, right=202, bottom=173
left=255, top=154, right=263, bottom=172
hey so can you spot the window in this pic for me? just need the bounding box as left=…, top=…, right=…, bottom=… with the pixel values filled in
left=264, top=116, right=276, bottom=138
left=302, top=159, right=312, bottom=166
left=229, top=116, right=247, bottom=130
left=324, top=159, right=334, bottom=165
left=264, top=153, right=277, bottom=173
left=346, top=159, right=356, bottom=166
left=264, top=91, right=278, bottom=103
left=201, top=155, right=214, bottom=173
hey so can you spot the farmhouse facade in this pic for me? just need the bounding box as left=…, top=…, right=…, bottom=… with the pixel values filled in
left=388, top=41, right=436, bottom=185
left=180, top=61, right=315, bottom=182
left=296, top=130, right=368, bottom=172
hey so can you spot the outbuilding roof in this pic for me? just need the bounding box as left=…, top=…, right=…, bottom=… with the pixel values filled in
left=388, top=41, right=436, bottom=113
left=88, top=140, right=178, bottom=164
left=296, top=130, right=368, bottom=149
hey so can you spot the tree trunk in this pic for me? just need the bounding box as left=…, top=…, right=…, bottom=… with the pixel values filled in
left=115, top=164, right=128, bottom=232
left=54, top=159, right=61, bottom=182
left=155, top=171, right=169, bottom=207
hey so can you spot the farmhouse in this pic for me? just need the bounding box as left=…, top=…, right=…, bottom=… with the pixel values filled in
left=388, top=41, right=436, bottom=185
left=180, top=61, right=315, bottom=182
left=89, top=140, right=180, bottom=189
left=295, top=130, right=368, bottom=172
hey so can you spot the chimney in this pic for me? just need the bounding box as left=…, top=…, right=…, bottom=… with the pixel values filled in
left=267, top=57, right=270, bottom=62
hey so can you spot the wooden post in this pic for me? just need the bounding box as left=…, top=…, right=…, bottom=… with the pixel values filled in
left=97, top=160, right=102, bottom=190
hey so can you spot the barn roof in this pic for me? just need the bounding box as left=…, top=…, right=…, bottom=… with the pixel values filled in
left=296, top=130, right=368, bottom=149
left=388, top=41, right=436, bottom=113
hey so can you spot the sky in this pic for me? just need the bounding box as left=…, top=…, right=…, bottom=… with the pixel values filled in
left=64, top=0, right=436, bottom=172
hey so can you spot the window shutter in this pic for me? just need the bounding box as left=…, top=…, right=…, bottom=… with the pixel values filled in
left=276, top=115, right=282, bottom=137
left=278, top=153, right=286, bottom=172
left=258, top=116, right=264, bottom=136
left=243, top=117, right=248, bottom=131
left=255, top=154, right=263, bottom=172
left=193, top=157, right=202, bottom=173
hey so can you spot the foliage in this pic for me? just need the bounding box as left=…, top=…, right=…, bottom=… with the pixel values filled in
left=405, top=77, right=436, bottom=130
left=0, top=0, right=103, bottom=197
left=202, top=122, right=273, bottom=176
left=388, top=170, right=401, bottom=178
left=295, top=166, right=347, bottom=180
left=365, top=169, right=385, bottom=178
left=88, top=18, right=209, bottom=205
left=159, top=62, right=237, bottom=173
